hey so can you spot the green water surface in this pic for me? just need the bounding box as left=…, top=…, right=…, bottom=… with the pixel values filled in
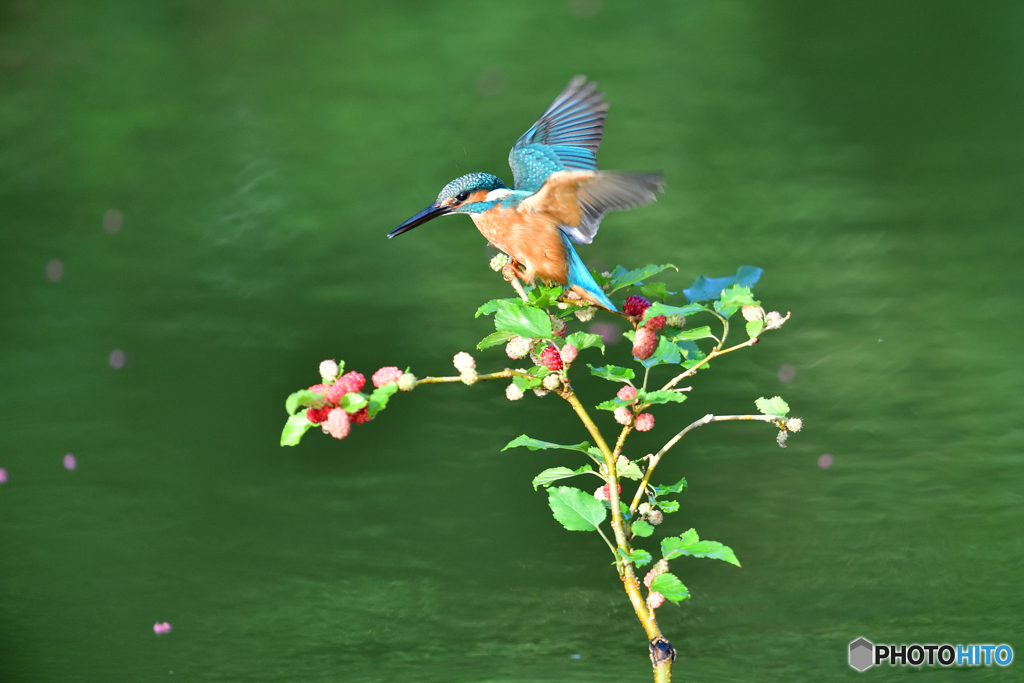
left=2, top=1, right=1022, bottom=681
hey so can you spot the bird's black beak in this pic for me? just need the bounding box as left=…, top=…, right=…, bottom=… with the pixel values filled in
left=388, top=203, right=451, bottom=239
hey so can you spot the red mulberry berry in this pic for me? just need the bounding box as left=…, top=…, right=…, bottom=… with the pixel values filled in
left=617, top=385, right=637, bottom=402
left=351, top=407, right=370, bottom=425
left=623, top=295, right=651, bottom=317
left=645, top=315, right=667, bottom=331
left=325, top=408, right=351, bottom=439
left=632, top=326, right=658, bottom=360
left=635, top=413, right=655, bottom=432
left=308, top=383, right=329, bottom=395
left=372, top=366, right=403, bottom=388
left=306, top=406, right=330, bottom=424
left=540, top=346, right=562, bottom=371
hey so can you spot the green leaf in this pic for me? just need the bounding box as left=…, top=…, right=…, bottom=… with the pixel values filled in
left=650, top=573, right=691, bottom=603
left=595, top=396, right=633, bottom=411
left=684, top=266, right=763, bottom=302
left=652, top=478, right=688, bottom=496
left=607, top=264, right=678, bottom=293
left=638, top=281, right=672, bottom=302
left=755, top=396, right=790, bottom=417
left=639, top=336, right=682, bottom=369
left=494, top=300, right=553, bottom=339
left=280, top=413, right=314, bottom=447
left=714, top=284, right=759, bottom=317
left=618, top=547, right=653, bottom=567
left=631, top=519, right=655, bottom=537
left=661, top=528, right=741, bottom=566
left=658, top=499, right=680, bottom=513
left=566, top=331, right=605, bottom=355
left=367, top=383, right=399, bottom=418
left=675, top=340, right=705, bottom=362
left=670, top=326, right=715, bottom=342
left=641, top=390, right=688, bottom=406
left=617, top=459, right=644, bottom=480
left=503, top=435, right=592, bottom=454
left=477, top=330, right=516, bottom=350
left=641, top=301, right=706, bottom=324
left=285, top=389, right=326, bottom=415
left=547, top=486, right=607, bottom=531
left=528, top=284, right=564, bottom=308
left=588, top=364, right=635, bottom=383
left=338, top=392, right=368, bottom=413
left=746, top=320, right=764, bottom=338
left=512, top=375, right=542, bottom=391
left=475, top=299, right=503, bottom=317
left=532, top=465, right=594, bottom=490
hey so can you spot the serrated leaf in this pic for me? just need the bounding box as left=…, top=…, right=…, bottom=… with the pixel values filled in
left=367, top=383, right=399, bottom=418
left=494, top=300, right=553, bottom=339
left=658, top=500, right=680, bottom=513
left=650, top=573, right=691, bottom=603
left=651, top=478, right=688, bottom=496
left=675, top=340, right=705, bottom=362
left=671, top=326, right=715, bottom=342
left=528, top=284, right=564, bottom=308
left=618, top=547, right=653, bottom=567
left=595, top=396, right=633, bottom=411
left=503, top=435, right=592, bottom=454
left=547, top=486, right=607, bottom=531
left=617, top=459, right=644, bottom=480
left=641, top=301, right=706, bottom=324
left=714, top=284, right=759, bottom=318
left=638, top=281, right=673, bottom=302
left=641, top=390, right=688, bottom=406
left=661, top=528, right=741, bottom=566
left=477, top=330, right=516, bottom=350
left=285, top=389, right=326, bottom=415
left=607, top=264, right=678, bottom=293
left=631, top=519, right=654, bottom=537
left=566, top=331, right=605, bottom=355
left=280, top=413, right=314, bottom=447
left=475, top=299, right=503, bottom=317
left=684, top=266, right=763, bottom=303
left=338, top=392, right=368, bottom=413
left=532, top=465, right=594, bottom=490
left=512, top=375, right=542, bottom=391
left=639, top=336, right=682, bottom=369
left=588, top=364, right=635, bottom=383
left=755, top=396, right=790, bottom=417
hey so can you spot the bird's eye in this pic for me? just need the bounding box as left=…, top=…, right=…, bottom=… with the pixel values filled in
left=456, top=191, right=470, bottom=202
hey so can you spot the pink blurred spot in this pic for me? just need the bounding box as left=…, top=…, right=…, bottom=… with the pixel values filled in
left=0, top=468, right=7, bottom=484
left=103, top=208, right=123, bottom=234
left=46, top=259, right=64, bottom=282
left=64, top=453, right=76, bottom=471
left=778, top=364, right=796, bottom=384
left=153, top=622, right=172, bottom=634
left=587, top=321, right=622, bottom=345
left=818, top=453, right=833, bottom=469
left=109, top=349, right=126, bottom=369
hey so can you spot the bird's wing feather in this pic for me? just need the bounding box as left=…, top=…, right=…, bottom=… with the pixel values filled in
left=520, top=170, right=666, bottom=244
left=509, top=76, right=609, bottom=192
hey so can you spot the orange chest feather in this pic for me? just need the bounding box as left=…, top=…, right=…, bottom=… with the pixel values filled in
left=469, top=206, right=568, bottom=284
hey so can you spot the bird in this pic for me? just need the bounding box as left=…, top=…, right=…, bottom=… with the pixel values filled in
left=388, top=76, right=665, bottom=311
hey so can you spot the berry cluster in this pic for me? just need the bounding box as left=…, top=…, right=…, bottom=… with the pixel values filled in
left=304, top=360, right=416, bottom=441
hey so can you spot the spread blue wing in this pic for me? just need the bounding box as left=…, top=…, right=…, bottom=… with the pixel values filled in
left=509, top=76, right=608, bottom=193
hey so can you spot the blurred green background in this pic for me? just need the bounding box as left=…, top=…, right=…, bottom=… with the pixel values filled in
left=2, top=1, right=1022, bottom=681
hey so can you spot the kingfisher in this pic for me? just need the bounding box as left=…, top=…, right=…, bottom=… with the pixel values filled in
left=388, top=76, right=665, bottom=311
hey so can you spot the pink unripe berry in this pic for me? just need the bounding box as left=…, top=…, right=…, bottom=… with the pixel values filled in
left=647, top=591, right=665, bottom=610
left=617, top=385, right=637, bottom=402
left=645, top=315, right=667, bottom=331
left=372, top=366, right=403, bottom=388
left=614, top=406, right=632, bottom=425
left=308, top=383, right=329, bottom=395
left=632, top=326, right=658, bottom=361
left=623, top=295, right=651, bottom=317
left=325, top=408, right=351, bottom=439
left=540, top=346, right=562, bottom=371
left=559, top=343, right=577, bottom=365
left=594, top=485, right=609, bottom=501
left=453, top=352, right=476, bottom=373
left=319, top=360, right=339, bottom=382
left=635, top=412, right=655, bottom=432
left=326, top=371, right=366, bottom=403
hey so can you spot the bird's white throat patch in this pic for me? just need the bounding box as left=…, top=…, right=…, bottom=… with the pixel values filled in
left=484, top=188, right=513, bottom=202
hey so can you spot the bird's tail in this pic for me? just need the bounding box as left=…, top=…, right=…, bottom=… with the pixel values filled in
left=561, top=233, right=617, bottom=311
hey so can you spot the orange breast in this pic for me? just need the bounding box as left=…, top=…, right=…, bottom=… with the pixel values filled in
left=471, top=206, right=568, bottom=284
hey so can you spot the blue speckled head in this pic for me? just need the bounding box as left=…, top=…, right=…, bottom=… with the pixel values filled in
left=436, top=173, right=507, bottom=203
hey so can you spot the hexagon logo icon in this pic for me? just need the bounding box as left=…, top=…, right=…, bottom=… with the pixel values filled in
left=849, top=638, right=874, bottom=671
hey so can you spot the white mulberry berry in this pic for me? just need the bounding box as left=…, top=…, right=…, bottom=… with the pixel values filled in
left=542, top=374, right=561, bottom=391
left=505, top=383, right=524, bottom=401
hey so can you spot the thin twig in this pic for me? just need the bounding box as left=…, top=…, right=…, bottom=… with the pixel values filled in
left=628, top=413, right=785, bottom=513
left=416, top=369, right=531, bottom=385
